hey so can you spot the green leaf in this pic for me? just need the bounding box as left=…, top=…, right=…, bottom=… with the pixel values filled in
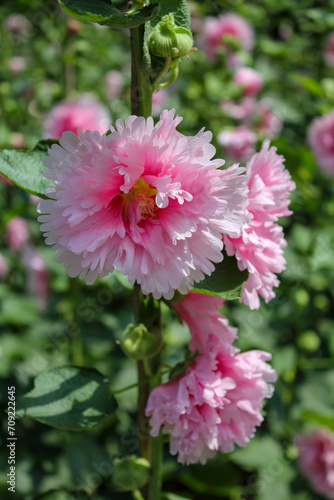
left=16, top=366, right=118, bottom=430
left=0, top=139, right=57, bottom=199
left=33, top=491, right=77, bottom=500
left=58, top=0, right=160, bottom=29
left=191, top=253, right=249, bottom=300
left=302, top=410, right=334, bottom=431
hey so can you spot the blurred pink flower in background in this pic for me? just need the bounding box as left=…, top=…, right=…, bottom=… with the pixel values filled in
left=6, top=217, right=29, bottom=253
left=0, top=253, right=8, bottom=280
left=152, top=89, right=168, bottom=116
left=295, top=429, right=334, bottom=500
left=224, top=140, right=295, bottom=309
left=42, top=95, right=111, bottom=139
left=218, top=126, right=257, bottom=161
left=202, top=14, right=254, bottom=61
left=221, top=97, right=256, bottom=121
left=173, top=291, right=236, bottom=354
left=0, top=174, right=13, bottom=186
left=146, top=311, right=276, bottom=464
left=4, top=14, right=31, bottom=36
left=308, top=111, right=334, bottom=176
left=324, top=32, right=334, bottom=66
left=38, top=109, right=247, bottom=299
left=254, top=100, right=282, bottom=138
left=104, top=70, right=124, bottom=100
left=8, top=56, right=26, bottom=75
left=22, top=247, right=49, bottom=311
left=233, top=67, right=263, bottom=97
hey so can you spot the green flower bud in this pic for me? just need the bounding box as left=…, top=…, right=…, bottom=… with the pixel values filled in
left=148, top=14, right=193, bottom=58
left=113, top=455, right=150, bottom=492
left=121, top=323, right=162, bottom=360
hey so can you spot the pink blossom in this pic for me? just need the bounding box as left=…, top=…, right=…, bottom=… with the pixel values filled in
left=0, top=174, right=13, bottom=186
left=146, top=332, right=276, bottom=464
left=43, top=95, right=110, bottom=139
left=224, top=141, right=295, bottom=309
left=173, top=291, right=237, bottom=354
left=203, top=14, right=254, bottom=61
left=6, top=217, right=29, bottom=252
left=295, top=429, right=334, bottom=499
left=308, top=111, right=334, bottom=176
left=105, top=70, right=124, bottom=100
left=0, top=253, right=8, bottom=279
left=221, top=97, right=256, bottom=121
left=218, top=126, right=257, bottom=161
left=324, top=33, right=334, bottom=67
left=254, top=100, right=282, bottom=138
left=152, top=89, right=168, bottom=116
left=38, top=110, right=247, bottom=299
left=233, top=67, right=263, bottom=97
left=4, top=14, right=31, bottom=36
left=22, top=247, right=49, bottom=311
left=8, top=56, right=26, bottom=74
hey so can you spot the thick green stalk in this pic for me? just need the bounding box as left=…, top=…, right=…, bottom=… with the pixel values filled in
left=131, top=24, right=162, bottom=500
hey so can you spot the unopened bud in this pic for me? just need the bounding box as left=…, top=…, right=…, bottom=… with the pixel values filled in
left=120, top=323, right=162, bottom=360
left=148, top=14, right=193, bottom=58
left=113, top=455, right=150, bottom=492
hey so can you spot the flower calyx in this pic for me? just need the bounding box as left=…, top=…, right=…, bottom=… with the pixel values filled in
left=148, top=13, right=193, bottom=58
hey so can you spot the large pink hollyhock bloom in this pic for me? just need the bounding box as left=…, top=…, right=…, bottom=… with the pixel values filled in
left=308, top=112, right=334, bottom=176
left=295, top=429, right=334, bottom=499
left=218, top=126, right=257, bottom=162
left=22, top=247, right=49, bottom=311
left=6, top=217, right=29, bottom=252
left=203, top=14, right=254, bottom=61
left=146, top=333, right=276, bottom=465
left=43, top=95, right=110, bottom=139
left=324, top=33, right=334, bottom=67
left=224, top=141, right=295, bottom=309
left=233, top=67, right=263, bottom=97
left=173, top=291, right=237, bottom=354
left=38, top=110, right=247, bottom=299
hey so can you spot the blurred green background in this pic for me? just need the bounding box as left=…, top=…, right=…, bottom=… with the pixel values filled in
left=0, top=0, right=334, bottom=499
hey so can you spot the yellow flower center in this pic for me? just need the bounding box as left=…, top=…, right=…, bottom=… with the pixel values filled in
left=121, top=178, right=158, bottom=220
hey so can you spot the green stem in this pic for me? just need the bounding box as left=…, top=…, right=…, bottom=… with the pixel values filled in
left=130, top=23, right=163, bottom=500
left=130, top=25, right=152, bottom=117
left=152, top=57, right=172, bottom=88
left=133, top=490, right=145, bottom=500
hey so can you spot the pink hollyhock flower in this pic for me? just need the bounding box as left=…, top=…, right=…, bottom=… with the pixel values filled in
left=0, top=174, right=13, bottom=186
left=146, top=333, right=276, bottom=464
left=38, top=109, right=247, bottom=299
left=218, top=126, right=257, bottom=161
left=173, top=291, right=237, bottom=354
left=0, top=253, right=8, bottom=279
left=8, top=56, right=26, bottom=74
left=6, top=217, right=29, bottom=252
left=308, top=112, right=334, bottom=176
left=203, top=14, right=254, bottom=61
left=295, top=429, right=334, bottom=499
left=152, top=89, right=168, bottom=116
left=22, top=247, right=49, bottom=311
left=324, top=33, right=334, bottom=67
left=105, top=70, right=124, bottom=100
left=4, top=14, right=31, bottom=36
left=224, top=140, right=295, bottom=309
left=221, top=97, right=256, bottom=121
left=254, top=100, right=282, bottom=139
left=233, top=67, right=263, bottom=97
left=43, top=95, right=110, bottom=139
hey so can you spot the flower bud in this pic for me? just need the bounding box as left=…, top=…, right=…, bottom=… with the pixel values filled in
left=120, top=323, right=162, bottom=360
left=148, top=14, right=193, bottom=58
left=113, top=456, right=150, bottom=492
